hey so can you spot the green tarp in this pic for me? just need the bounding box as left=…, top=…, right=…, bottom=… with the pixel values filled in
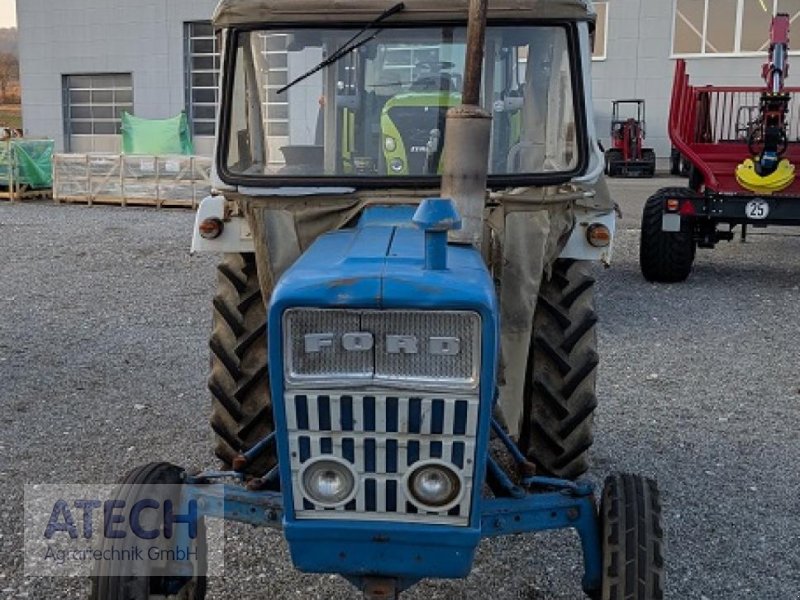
left=121, top=112, right=194, bottom=156
left=0, top=139, right=54, bottom=189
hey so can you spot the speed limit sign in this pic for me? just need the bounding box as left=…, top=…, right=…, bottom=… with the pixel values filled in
left=745, top=199, right=770, bottom=220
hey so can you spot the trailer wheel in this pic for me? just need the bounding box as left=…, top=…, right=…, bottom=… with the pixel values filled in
left=519, top=259, right=598, bottom=480
left=687, top=166, right=704, bottom=192
left=90, top=463, right=207, bottom=600
left=209, top=253, right=274, bottom=476
left=639, top=188, right=696, bottom=283
left=669, top=148, right=682, bottom=176
left=595, top=473, right=664, bottom=600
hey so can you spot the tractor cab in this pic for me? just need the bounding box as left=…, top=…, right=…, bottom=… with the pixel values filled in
left=610, top=98, right=646, bottom=139
left=220, top=19, right=584, bottom=184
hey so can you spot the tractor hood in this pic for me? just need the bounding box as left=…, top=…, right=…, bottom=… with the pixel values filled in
left=212, top=0, right=595, bottom=28
left=269, top=206, right=496, bottom=312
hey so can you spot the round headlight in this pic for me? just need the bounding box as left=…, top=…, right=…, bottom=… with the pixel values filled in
left=390, top=158, right=404, bottom=173
left=384, top=136, right=397, bottom=152
left=300, top=458, right=357, bottom=508
left=404, top=461, right=463, bottom=511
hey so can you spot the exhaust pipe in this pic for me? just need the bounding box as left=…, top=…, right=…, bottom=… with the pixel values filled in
left=441, top=0, right=492, bottom=248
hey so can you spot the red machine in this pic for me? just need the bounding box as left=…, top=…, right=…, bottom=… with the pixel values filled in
left=639, top=13, right=800, bottom=283
left=604, top=99, right=656, bottom=178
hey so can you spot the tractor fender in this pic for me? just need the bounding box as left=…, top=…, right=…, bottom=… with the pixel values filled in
left=559, top=205, right=616, bottom=266
left=191, top=195, right=255, bottom=254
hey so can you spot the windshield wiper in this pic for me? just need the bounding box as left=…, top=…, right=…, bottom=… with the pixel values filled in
left=277, top=2, right=405, bottom=95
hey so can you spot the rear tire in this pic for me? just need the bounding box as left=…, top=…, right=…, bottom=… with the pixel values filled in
left=519, top=259, right=598, bottom=480
left=90, top=463, right=207, bottom=600
left=640, top=188, right=696, bottom=283
left=208, top=253, right=274, bottom=476
left=597, top=473, right=664, bottom=600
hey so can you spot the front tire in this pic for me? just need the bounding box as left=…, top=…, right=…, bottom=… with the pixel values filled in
left=642, top=149, right=656, bottom=178
left=605, top=150, right=623, bottom=177
left=597, top=473, right=664, bottom=600
left=640, top=188, right=697, bottom=283
left=208, top=253, right=274, bottom=476
left=519, top=259, right=598, bottom=480
left=90, top=463, right=207, bottom=600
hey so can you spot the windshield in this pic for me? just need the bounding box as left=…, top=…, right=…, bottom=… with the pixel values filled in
left=222, top=25, right=581, bottom=183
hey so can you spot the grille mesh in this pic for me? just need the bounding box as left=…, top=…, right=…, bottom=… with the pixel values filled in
left=363, top=312, right=478, bottom=383
left=284, top=309, right=480, bottom=389
left=287, top=391, right=480, bottom=526
left=285, top=310, right=372, bottom=380
left=387, top=105, right=451, bottom=174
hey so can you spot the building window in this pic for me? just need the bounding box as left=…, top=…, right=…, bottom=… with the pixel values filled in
left=673, top=0, right=800, bottom=56
left=260, top=33, right=290, bottom=137
left=380, top=45, right=442, bottom=81
left=592, top=2, right=609, bottom=61
left=185, top=22, right=221, bottom=137
left=63, top=73, right=133, bottom=150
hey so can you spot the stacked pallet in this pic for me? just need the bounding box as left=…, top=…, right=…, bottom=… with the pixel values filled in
left=53, top=154, right=212, bottom=209
left=0, top=139, right=54, bottom=201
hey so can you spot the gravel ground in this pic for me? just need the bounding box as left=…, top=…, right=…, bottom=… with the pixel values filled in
left=1, top=181, right=799, bottom=599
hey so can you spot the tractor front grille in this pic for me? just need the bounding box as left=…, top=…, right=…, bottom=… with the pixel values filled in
left=387, top=106, right=450, bottom=174
left=286, top=390, right=480, bottom=526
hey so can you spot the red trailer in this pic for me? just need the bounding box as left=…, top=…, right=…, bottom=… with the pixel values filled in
left=640, top=59, right=800, bottom=282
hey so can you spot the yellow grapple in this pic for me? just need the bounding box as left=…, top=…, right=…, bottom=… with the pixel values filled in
left=735, top=157, right=796, bottom=195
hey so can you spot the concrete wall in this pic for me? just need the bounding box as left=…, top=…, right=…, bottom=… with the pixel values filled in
left=17, top=0, right=218, bottom=153
left=591, top=0, right=769, bottom=157
left=17, top=0, right=777, bottom=158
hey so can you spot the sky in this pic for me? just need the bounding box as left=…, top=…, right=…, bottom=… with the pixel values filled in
left=0, top=1, right=15, bottom=28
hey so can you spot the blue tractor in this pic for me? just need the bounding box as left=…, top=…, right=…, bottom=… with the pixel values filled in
left=91, top=1, right=662, bottom=598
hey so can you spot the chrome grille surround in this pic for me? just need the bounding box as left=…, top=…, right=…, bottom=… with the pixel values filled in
left=284, top=309, right=481, bottom=391
left=286, top=390, right=480, bottom=526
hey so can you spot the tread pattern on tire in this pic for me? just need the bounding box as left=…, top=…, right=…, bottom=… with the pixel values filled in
left=520, top=259, right=598, bottom=480
left=670, top=149, right=681, bottom=176
left=90, top=463, right=206, bottom=600
left=642, top=150, right=656, bottom=177
left=606, top=149, right=623, bottom=177
left=639, top=187, right=697, bottom=283
left=208, top=253, right=274, bottom=476
left=600, top=473, right=665, bottom=600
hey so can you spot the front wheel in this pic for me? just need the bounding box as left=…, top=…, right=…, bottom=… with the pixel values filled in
left=642, top=149, right=656, bottom=178
left=605, top=150, right=623, bottom=177
left=596, top=473, right=664, bottom=600
left=90, top=463, right=207, bottom=600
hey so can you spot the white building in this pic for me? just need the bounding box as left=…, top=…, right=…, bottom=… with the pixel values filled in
left=16, top=0, right=800, bottom=157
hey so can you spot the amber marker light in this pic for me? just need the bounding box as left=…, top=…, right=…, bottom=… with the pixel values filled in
left=586, top=223, right=611, bottom=248
left=199, top=217, right=224, bottom=240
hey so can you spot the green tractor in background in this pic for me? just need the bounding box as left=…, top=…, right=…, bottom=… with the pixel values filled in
left=318, top=41, right=526, bottom=178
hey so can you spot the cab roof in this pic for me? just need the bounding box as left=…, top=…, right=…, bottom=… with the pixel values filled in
left=212, top=0, right=595, bottom=28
